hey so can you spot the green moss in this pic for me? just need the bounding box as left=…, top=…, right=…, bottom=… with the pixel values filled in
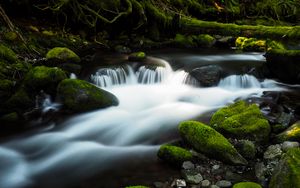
left=235, top=140, right=256, bottom=160
left=179, top=121, right=247, bottom=165
left=193, top=34, right=215, bottom=47
left=233, top=182, right=262, bottom=188
left=125, top=186, right=150, bottom=188
left=210, top=101, right=270, bottom=142
left=157, top=144, right=193, bottom=167
left=46, top=47, right=80, bottom=63
left=24, top=66, right=67, bottom=93
left=0, top=44, right=18, bottom=63
left=4, top=31, right=18, bottom=41
left=57, top=79, right=119, bottom=113
left=275, top=121, right=300, bottom=143
left=174, top=34, right=196, bottom=48
left=235, top=37, right=266, bottom=52
left=42, top=30, right=55, bottom=36
left=0, top=79, right=14, bottom=91
left=6, top=88, right=34, bottom=111
left=128, top=52, right=146, bottom=61
left=267, top=40, right=285, bottom=51
left=0, top=112, right=19, bottom=125
left=269, top=148, right=300, bottom=188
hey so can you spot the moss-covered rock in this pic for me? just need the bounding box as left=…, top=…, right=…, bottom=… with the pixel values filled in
left=128, top=52, right=146, bottom=62
left=265, top=49, right=300, bottom=83
left=210, top=101, right=270, bottom=142
left=157, top=144, right=193, bottom=167
left=235, top=140, right=256, bottom=160
left=233, top=182, right=262, bottom=188
left=6, top=88, right=34, bottom=111
left=46, top=47, right=80, bottom=63
left=266, top=40, right=285, bottom=51
left=173, top=34, right=196, bottom=48
left=125, top=186, right=150, bottom=188
left=275, top=121, right=300, bottom=143
left=0, top=44, right=18, bottom=63
left=24, top=66, right=67, bottom=93
left=57, top=79, right=119, bottom=113
left=179, top=121, right=247, bottom=165
left=235, top=37, right=266, bottom=52
left=269, top=148, right=300, bottom=188
left=193, top=34, right=215, bottom=47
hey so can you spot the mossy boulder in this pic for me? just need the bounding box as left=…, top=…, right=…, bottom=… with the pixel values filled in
left=269, top=148, right=300, bottom=188
left=233, top=182, right=262, bottom=188
left=125, top=186, right=150, bottom=188
left=235, top=140, right=256, bottom=160
left=173, top=34, right=196, bottom=48
left=235, top=37, right=266, bottom=52
left=24, top=66, right=67, bottom=93
left=57, top=79, right=119, bottom=113
left=179, top=121, right=247, bottom=165
left=193, top=34, right=216, bottom=47
left=265, top=49, right=300, bottom=83
left=0, top=44, right=18, bottom=63
left=6, top=88, right=34, bottom=111
left=157, top=144, right=193, bottom=167
left=4, top=31, right=18, bottom=41
left=128, top=52, right=146, bottom=62
left=275, top=121, right=300, bottom=143
left=46, top=47, right=80, bottom=63
left=210, top=101, right=270, bottom=142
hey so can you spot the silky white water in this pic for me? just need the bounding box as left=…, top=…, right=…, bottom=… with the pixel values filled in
left=0, top=55, right=285, bottom=188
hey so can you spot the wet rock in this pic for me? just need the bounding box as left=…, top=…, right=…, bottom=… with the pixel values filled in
left=264, top=145, right=282, bottom=160
left=269, top=148, right=300, bottom=188
left=201, top=180, right=211, bottom=187
left=190, top=65, right=223, bottom=87
left=158, top=145, right=193, bottom=167
left=233, top=182, right=262, bottom=188
left=210, top=101, right=270, bottom=142
left=211, top=165, right=223, bottom=174
left=179, top=121, right=247, bottom=165
left=281, top=141, right=299, bottom=152
left=216, top=180, right=232, bottom=188
left=255, top=162, right=268, bottom=181
left=215, top=36, right=235, bottom=48
left=46, top=47, right=81, bottom=63
left=181, top=169, right=203, bottom=184
left=57, top=79, right=119, bottom=113
left=182, top=161, right=195, bottom=170
left=275, top=121, right=300, bottom=143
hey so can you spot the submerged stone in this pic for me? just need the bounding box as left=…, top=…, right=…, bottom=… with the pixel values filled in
left=179, top=121, right=247, bottom=165
left=57, top=79, right=119, bottom=113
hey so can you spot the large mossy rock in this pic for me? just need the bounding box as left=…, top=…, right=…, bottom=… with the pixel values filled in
left=179, top=121, right=247, bottom=165
left=275, top=121, right=300, bottom=143
left=157, top=144, right=193, bottom=167
left=57, top=79, right=119, bottom=113
left=269, top=148, right=300, bottom=188
left=265, top=49, right=300, bottom=83
left=233, top=182, right=262, bottom=188
left=24, top=66, right=67, bottom=93
left=46, top=47, right=80, bottom=63
left=210, top=101, right=270, bottom=142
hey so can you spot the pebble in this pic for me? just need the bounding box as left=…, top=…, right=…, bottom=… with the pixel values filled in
left=264, top=144, right=282, bottom=160
left=281, top=141, right=299, bottom=152
left=182, top=161, right=195, bottom=170
left=201, top=180, right=211, bottom=187
left=210, top=185, right=220, bottom=188
left=216, top=180, right=232, bottom=188
left=182, top=169, right=203, bottom=184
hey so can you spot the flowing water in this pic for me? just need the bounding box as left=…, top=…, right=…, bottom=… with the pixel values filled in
left=0, top=51, right=286, bottom=188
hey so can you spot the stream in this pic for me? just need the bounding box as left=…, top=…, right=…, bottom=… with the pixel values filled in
left=0, top=50, right=289, bottom=188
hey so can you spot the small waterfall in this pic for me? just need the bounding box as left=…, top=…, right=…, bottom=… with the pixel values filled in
left=70, top=73, right=77, bottom=79
left=218, top=74, right=261, bottom=89
left=91, top=66, right=136, bottom=87
left=136, top=66, right=170, bottom=84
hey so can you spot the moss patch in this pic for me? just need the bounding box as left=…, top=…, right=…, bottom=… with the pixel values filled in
left=0, top=44, right=18, bottom=63
left=210, top=101, right=270, bottom=142
left=179, top=121, right=247, bottom=165
left=57, top=79, right=119, bottom=113
left=275, top=121, right=300, bottom=143
left=46, top=47, right=80, bottom=63
left=269, top=148, right=300, bottom=188
left=233, top=182, right=262, bottom=188
left=157, top=144, right=193, bottom=167
left=235, top=37, right=266, bottom=52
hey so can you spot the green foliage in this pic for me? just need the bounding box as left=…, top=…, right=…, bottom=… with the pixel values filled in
left=157, top=144, right=193, bottom=167
left=233, top=182, right=262, bottom=188
left=210, top=101, right=270, bottom=142
left=179, top=121, right=247, bottom=165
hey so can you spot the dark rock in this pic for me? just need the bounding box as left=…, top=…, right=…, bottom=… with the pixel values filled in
left=216, top=180, right=232, bottom=188
left=182, top=161, right=195, bottom=170
left=190, top=65, right=223, bottom=87
left=263, top=145, right=282, bottom=160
